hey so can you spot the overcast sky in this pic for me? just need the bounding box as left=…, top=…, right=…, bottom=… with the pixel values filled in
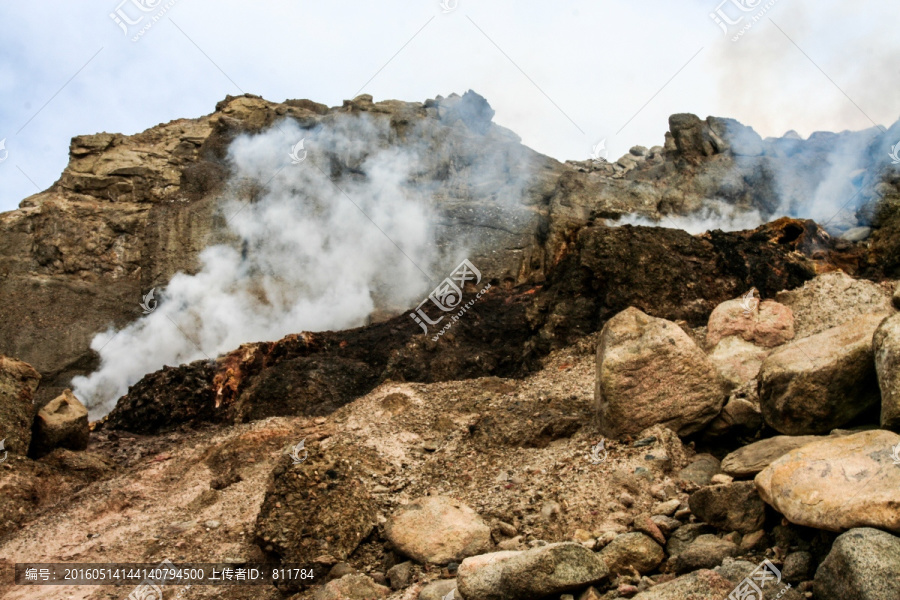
left=0, top=0, right=897, bottom=213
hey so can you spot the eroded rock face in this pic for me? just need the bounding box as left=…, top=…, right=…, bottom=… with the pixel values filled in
left=457, top=543, right=608, bottom=600
left=758, top=314, right=885, bottom=435
left=0, top=355, right=41, bottom=455
left=873, top=312, right=900, bottom=429
left=595, top=307, right=727, bottom=438
left=383, top=495, right=492, bottom=564
left=755, top=430, right=900, bottom=533
left=813, top=528, right=900, bottom=600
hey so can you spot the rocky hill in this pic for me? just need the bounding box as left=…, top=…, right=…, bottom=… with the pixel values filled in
left=1, top=93, right=900, bottom=600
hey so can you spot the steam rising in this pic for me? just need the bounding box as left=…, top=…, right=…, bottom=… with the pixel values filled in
left=74, top=116, right=442, bottom=418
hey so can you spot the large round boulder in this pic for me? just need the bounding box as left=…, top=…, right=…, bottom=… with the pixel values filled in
left=813, top=528, right=900, bottom=600
left=755, top=430, right=900, bottom=533
left=595, top=307, right=727, bottom=438
left=384, top=495, right=492, bottom=564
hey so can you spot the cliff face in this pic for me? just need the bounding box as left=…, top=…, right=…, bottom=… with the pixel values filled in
left=0, top=92, right=897, bottom=407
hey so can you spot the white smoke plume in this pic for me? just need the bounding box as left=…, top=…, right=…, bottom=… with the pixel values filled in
left=73, top=116, right=444, bottom=418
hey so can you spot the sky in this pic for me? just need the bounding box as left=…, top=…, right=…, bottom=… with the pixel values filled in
left=0, top=0, right=898, bottom=213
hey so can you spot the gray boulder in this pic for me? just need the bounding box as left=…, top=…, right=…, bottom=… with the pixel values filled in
left=814, top=528, right=900, bottom=600
left=457, top=542, right=608, bottom=600
left=673, top=535, right=738, bottom=573
left=758, top=314, right=884, bottom=435
left=688, top=481, right=765, bottom=534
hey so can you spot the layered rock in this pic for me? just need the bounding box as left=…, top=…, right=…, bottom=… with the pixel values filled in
left=755, top=430, right=900, bottom=533
left=758, top=314, right=885, bottom=435
left=594, top=308, right=727, bottom=438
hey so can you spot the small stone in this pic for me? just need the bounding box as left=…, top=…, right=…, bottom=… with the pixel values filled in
left=739, top=529, right=768, bottom=553
left=618, top=493, right=635, bottom=508
left=632, top=514, right=667, bottom=545
left=710, top=474, right=733, bottom=485
left=327, top=563, right=356, bottom=581
left=652, top=499, right=681, bottom=516
left=650, top=515, right=682, bottom=536
left=386, top=561, right=413, bottom=590
left=783, top=551, right=812, bottom=584
left=204, top=520, right=221, bottom=529
left=496, top=521, right=517, bottom=538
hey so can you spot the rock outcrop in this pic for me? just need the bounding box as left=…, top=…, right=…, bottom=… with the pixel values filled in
left=0, top=355, right=41, bottom=456
left=594, top=308, right=727, bottom=438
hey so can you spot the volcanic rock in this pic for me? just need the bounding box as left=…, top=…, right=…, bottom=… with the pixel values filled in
left=0, top=355, right=40, bottom=456
left=758, top=314, right=885, bottom=435
left=596, top=532, right=665, bottom=575
left=456, top=542, right=608, bottom=600
left=688, top=481, right=765, bottom=534
left=30, top=389, right=89, bottom=456
left=383, top=495, right=492, bottom=564
left=873, top=312, right=900, bottom=429
left=594, top=307, right=727, bottom=438
left=755, top=430, right=900, bottom=533
left=813, top=528, right=900, bottom=600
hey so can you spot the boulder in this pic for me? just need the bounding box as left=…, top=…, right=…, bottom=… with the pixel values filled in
left=706, top=298, right=794, bottom=348
left=673, top=535, right=738, bottom=573
left=665, top=523, right=715, bottom=558
left=758, top=314, right=884, bottom=435
left=708, top=336, right=770, bottom=386
left=774, top=271, right=893, bottom=338
left=813, top=528, right=900, bottom=600
left=782, top=551, right=812, bottom=584
left=677, top=454, right=721, bottom=486
left=0, top=355, right=41, bottom=456
left=384, top=496, right=492, bottom=564
left=873, top=312, right=900, bottom=429
left=595, top=308, right=727, bottom=438
left=631, top=569, right=735, bottom=600
left=418, top=579, right=458, bottom=600
left=721, top=435, right=827, bottom=477
left=311, top=574, right=390, bottom=600
left=255, top=441, right=380, bottom=570
left=688, top=481, right=765, bottom=534
left=30, top=389, right=89, bottom=456
left=457, top=542, right=608, bottom=600
left=755, top=430, right=900, bottom=533
left=596, top=532, right=665, bottom=575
